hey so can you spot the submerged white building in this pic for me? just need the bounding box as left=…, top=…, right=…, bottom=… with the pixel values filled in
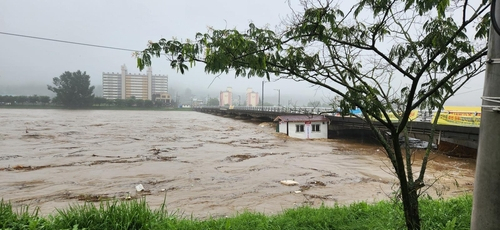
left=274, top=115, right=330, bottom=139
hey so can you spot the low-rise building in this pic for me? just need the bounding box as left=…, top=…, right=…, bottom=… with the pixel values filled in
left=153, top=93, right=172, bottom=105
left=191, top=98, right=205, bottom=107
left=274, top=115, right=330, bottom=139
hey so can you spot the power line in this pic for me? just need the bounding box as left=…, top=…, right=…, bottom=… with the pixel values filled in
left=455, top=87, right=484, bottom=95
left=0, top=31, right=140, bottom=52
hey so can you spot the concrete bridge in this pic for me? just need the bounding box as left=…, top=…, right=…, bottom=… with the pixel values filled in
left=194, top=106, right=479, bottom=158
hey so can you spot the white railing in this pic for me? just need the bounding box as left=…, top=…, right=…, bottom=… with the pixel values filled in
left=194, top=106, right=334, bottom=115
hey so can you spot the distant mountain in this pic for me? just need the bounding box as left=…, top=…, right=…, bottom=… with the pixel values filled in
left=0, top=84, right=52, bottom=96
left=0, top=84, right=103, bottom=97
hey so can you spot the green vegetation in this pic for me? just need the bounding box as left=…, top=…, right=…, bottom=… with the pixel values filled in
left=0, top=95, right=51, bottom=106
left=0, top=104, right=193, bottom=111
left=0, top=96, right=181, bottom=110
left=136, top=0, right=489, bottom=228
left=207, top=97, right=219, bottom=106
left=1, top=195, right=472, bottom=229
left=1, top=72, right=176, bottom=108
left=47, top=70, right=95, bottom=108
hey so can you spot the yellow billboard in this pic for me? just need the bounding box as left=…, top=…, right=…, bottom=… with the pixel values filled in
left=369, top=110, right=419, bottom=122
left=386, top=110, right=419, bottom=122
left=433, top=106, right=481, bottom=127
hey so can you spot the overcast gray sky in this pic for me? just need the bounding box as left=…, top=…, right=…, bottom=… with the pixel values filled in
left=0, top=0, right=486, bottom=106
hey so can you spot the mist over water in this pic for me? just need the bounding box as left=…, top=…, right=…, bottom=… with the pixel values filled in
left=0, top=109, right=475, bottom=218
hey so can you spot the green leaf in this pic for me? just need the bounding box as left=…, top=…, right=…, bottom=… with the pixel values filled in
left=437, top=0, right=450, bottom=18
left=136, top=58, right=142, bottom=70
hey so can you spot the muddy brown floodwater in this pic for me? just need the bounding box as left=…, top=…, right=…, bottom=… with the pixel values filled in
left=0, top=109, right=476, bottom=218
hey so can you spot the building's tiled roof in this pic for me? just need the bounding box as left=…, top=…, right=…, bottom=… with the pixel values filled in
left=274, top=115, right=329, bottom=122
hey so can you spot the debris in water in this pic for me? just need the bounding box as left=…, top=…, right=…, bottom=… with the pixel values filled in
left=308, top=180, right=326, bottom=186
left=149, top=148, right=161, bottom=155
left=299, top=185, right=311, bottom=191
left=135, top=184, right=145, bottom=192
left=226, top=154, right=257, bottom=162
left=280, top=180, right=299, bottom=186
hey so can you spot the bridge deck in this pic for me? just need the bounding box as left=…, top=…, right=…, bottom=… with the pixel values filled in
left=194, top=107, right=479, bottom=150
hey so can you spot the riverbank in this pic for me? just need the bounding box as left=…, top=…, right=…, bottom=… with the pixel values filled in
left=0, top=105, right=193, bottom=111
left=1, top=195, right=472, bottom=229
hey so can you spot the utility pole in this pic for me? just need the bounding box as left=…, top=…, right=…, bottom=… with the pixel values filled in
left=274, top=89, right=280, bottom=106
left=471, top=1, right=500, bottom=228
left=261, top=81, right=265, bottom=111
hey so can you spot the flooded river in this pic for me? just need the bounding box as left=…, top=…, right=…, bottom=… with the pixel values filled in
left=0, top=109, right=475, bottom=218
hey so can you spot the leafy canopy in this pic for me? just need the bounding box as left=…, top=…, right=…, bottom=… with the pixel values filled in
left=47, top=70, right=95, bottom=108
left=138, top=0, right=489, bottom=127
left=137, top=1, right=489, bottom=228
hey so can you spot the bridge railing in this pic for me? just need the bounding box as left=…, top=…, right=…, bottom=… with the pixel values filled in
left=194, top=106, right=335, bottom=115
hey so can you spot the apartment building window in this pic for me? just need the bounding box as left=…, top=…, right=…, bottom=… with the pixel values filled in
left=296, top=124, right=304, bottom=132
left=312, top=124, right=320, bottom=132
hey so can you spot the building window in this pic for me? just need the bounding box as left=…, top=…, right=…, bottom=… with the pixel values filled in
left=296, top=124, right=304, bottom=132
left=312, top=124, right=320, bottom=132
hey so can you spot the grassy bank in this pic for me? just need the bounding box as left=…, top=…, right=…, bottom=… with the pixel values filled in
left=1, top=195, right=472, bottom=229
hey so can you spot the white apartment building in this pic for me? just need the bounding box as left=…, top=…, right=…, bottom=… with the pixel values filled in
left=246, top=88, right=259, bottom=107
left=102, top=65, right=168, bottom=100
left=219, top=87, right=233, bottom=106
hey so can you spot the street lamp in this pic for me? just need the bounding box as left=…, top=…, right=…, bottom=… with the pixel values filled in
left=274, top=89, right=280, bottom=107
left=261, top=81, right=265, bottom=111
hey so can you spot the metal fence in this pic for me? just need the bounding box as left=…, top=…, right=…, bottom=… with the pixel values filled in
left=194, top=106, right=335, bottom=115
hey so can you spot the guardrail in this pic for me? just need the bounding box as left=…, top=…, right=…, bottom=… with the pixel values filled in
left=194, top=106, right=475, bottom=125
left=195, top=106, right=335, bottom=115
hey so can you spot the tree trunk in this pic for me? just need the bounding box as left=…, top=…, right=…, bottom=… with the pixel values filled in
left=397, top=170, right=421, bottom=229
left=393, top=134, right=421, bottom=229
left=406, top=189, right=421, bottom=229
